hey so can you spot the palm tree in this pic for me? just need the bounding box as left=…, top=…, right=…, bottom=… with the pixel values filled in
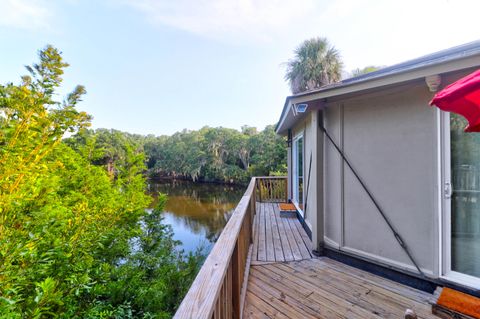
left=285, top=37, right=343, bottom=94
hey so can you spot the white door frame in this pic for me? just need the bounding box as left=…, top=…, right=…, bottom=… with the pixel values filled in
left=292, top=133, right=304, bottom=216
left=441, top=111, right=480, bottom=288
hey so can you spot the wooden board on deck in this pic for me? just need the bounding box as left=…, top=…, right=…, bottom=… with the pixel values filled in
left=251, top=202, right=312, bottom=263
left=243, top=257, right=438, bottom=319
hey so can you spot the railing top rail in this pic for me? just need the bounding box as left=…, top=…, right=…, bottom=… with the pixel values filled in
left=173, top=177, right=256, bottom=319
left=255, top=176, right=287, bottom=179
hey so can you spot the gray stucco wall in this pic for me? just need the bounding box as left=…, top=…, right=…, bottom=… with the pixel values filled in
left=289, top=111, right=323, bottom=250
left=323, top=81, right=440, bottom=276
left=286, top=68, right=478, bottom=278
left=324, top=103, right=343, bottom=247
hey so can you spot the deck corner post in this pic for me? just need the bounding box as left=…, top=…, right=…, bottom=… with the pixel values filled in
left=312, top=242, right=325, bottom=257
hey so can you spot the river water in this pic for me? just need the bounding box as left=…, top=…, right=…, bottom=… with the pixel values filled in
left=147, top=180, right=245, bottom=254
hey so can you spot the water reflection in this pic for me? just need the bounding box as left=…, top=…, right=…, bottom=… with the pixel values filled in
left=147, top=180, right=245, bottom=253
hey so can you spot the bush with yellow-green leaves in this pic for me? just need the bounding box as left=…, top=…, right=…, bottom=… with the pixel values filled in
left=0, top=46, right=201, bottom=318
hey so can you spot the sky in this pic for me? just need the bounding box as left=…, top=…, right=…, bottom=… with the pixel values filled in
left=0, top=0, right=479, bottom=136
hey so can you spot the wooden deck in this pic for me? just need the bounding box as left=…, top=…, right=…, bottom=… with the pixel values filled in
left=244, top=203, right=437, bottom=319
left=252, top=202, right=313, bottom=263
left=175, top=180, right=439, bottom=319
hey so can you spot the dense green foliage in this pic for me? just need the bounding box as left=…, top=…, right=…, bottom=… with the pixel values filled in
left=0, top=46, right=201, bottom=318
left=284, top=37, right=343, bottom=94
left=143, top=125, right=287, bottom=184
left=68, top=125, right=287, bottom=185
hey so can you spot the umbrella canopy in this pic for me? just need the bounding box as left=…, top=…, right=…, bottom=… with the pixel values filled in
left=430, top=69, right=480, bottom=132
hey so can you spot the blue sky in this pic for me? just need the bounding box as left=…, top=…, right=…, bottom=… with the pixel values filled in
left=1, top=0, right=479, bottom=135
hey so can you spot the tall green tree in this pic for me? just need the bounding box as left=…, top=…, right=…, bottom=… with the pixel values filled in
left=284, top=37, right=343, bottom=94
left=141, top=125, right=287, bottom=184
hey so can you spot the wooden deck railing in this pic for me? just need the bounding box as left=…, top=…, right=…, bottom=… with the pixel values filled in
left=174, top=177, right=258, bottom=319
left=256, top=176, right=288, bottom=203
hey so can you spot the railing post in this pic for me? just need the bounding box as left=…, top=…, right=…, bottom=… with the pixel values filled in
left=258, top=179, right=262, bottom=202
left=250, top=190, right=254, bottom=244
left=231, top=243, right=241, bottom=319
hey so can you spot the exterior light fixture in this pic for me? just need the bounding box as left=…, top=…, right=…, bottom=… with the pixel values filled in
left=295, top=103, right=309, bottom=113
left=425, top=74, right=442, bottom=92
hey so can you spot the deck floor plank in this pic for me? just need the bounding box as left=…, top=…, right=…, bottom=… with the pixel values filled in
left=244, top=258, right=438, bottom=319
left=316, top=258, right=432, bottom=303
left=279, top=214, right=303, bottom=260
left=252, top=202, right=311, bottom=263
left=268, top=203, right=285, bottom=262
left=264, top=203, right=275, bottom=261
left=246, top=203, right=437, bottom=318
left=271, top=262, right=392, bottom=319
left=272, top=203, right=294, bottom=262
left=290, top=214, right=313, bottom=254
left=244, top=290, right=290, bottom=319
left=251, top=267, right=346, bottom=319
left=248, top=280, right=318, bottom=319
left=251, top=211, right=259, bottom=261
left=286, top=216, right=311, bottom=259
left=294, top=259, right=433, bottom=317
left=256, top=203, right=267, bottom=261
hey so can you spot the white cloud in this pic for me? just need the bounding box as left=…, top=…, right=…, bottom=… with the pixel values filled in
left=0, top=0, right=52, bottom=30
left=123, top=0, right=317, bottom=43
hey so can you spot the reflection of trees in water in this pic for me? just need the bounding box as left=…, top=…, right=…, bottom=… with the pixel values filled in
left=147, top=180, right=244, bottom=244
left=164, top=209, right=234, bottom=243
left=148, top=180, right=244, bottom=207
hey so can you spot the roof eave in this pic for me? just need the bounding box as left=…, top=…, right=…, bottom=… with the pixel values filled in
left=275, top=51, right=480, bottom=134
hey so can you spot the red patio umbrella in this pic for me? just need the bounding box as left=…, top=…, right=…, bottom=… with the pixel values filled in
left=430, top=69, right=480, bottom=132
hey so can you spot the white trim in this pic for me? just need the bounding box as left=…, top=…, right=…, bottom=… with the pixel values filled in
left=341, top=246, right=435, bottom=277
left=293, top=202, right=304, bottom=217
left=277, top=104, right=292, bottom=134
left=324, top=236, right=340, bottom=249
left=441, top=271, right=480, bottom=289
left=443, top=111, right=453, bottom=278
left=305, top=219, right=312, bottom=232
left=436, top=107, right=443, bottom=278
left=292, top=132, right=304, bottom=217
left=340, top=103, right=345, bottom=247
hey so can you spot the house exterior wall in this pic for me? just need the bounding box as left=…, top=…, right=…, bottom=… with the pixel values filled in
left=324, top=102, right=343, bottom=248
left=323, top=81, right=440, bottom=276
left=289, top=111, right=324, bottom=250
left=286, top=67, right=478, bottom=279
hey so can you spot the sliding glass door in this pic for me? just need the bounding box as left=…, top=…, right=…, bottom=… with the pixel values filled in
left=445, top=112, right=480, bottom=285
left=292, top=134, right=304, bottom=215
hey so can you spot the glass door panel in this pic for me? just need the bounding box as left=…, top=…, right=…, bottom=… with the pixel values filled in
left=450, top=113, right=480, bottom=278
